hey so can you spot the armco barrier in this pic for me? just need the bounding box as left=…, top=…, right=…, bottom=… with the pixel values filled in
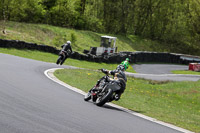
left=0, top=39, right=60, bottom=54
left=1, top=39, right=200, bottom=64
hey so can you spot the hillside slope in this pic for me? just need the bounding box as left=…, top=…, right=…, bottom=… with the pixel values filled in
left=0, top=21, right=164, bottom=53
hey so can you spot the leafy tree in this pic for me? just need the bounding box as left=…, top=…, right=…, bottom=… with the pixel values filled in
left=42, top=0, right=57, bottom=10
left=0, top=0, right=14, bottom=33
left=83, top=0, right=104, bottom=32
left=1, top=0, right=200, bottom=55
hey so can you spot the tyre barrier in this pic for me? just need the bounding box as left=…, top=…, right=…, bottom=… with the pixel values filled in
left=1, top=39, right=200, bottom=64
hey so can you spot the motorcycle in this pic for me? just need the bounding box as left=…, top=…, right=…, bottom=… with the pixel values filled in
left=56, top=49, right=71, bottom=65
left=84, top=72, right=122, bottom=106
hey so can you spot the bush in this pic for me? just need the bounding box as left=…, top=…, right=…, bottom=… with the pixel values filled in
left=52, top=35, right=63, bottom=47
left=71, top=32, right=77, bottom=44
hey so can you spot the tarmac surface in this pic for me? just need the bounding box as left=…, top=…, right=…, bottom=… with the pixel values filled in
left=128, top=64, right=200, bottom=81
left=132, top=64, right=188, bottom=74
left=0, top=53, right=192, bottom=133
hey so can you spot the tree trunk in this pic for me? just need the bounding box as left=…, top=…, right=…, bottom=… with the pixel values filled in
left=2, top=0, right=7, bottom=34
left=80, top=0, right=86, bottom=15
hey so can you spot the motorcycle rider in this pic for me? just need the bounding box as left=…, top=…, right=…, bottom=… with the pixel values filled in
left=59, top=41, right=73, bottom=65
left=93, top=58, right=130, bottom=101
left=121, top=58, right=130, bottom=69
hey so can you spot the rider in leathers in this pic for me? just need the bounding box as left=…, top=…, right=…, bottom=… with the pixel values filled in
left=92, top=60, right=129, bottom=101
left=59, top=41, right=73, bottom=65
left=101, top=65, right=127, bottom=101
left=61, top=41, right=72, bottom=53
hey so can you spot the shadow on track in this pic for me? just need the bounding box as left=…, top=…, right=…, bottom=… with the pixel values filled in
left=101, top=104, right=145, bottom=114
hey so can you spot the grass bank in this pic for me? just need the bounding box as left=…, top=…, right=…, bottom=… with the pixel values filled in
left=54, top=69, right=200, bottom=132
left=0, top=21, right=165, bottom=53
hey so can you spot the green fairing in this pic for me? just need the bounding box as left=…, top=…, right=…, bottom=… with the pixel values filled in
left=121, top=61, right=129, bottom=70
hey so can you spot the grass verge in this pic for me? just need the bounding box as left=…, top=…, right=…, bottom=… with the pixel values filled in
left=0, top=47, right=136, bottom=73
left=54, top=69, right=200, bottom=132
left=172, top=70, right=200, bottom=75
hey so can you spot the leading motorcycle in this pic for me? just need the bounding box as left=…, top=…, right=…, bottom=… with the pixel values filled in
left=56, top=49, right=71, bottom=65
left=84, top=71, right=122, bottom=106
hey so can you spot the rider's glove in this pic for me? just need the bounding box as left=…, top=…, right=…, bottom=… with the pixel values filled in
left=101, top=69, right=108, bottom=74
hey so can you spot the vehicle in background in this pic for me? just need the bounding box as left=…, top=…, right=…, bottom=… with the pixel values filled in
left=84, top=35, right=117, bottom=56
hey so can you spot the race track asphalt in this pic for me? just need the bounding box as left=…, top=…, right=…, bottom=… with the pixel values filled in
left=133, top=64, right=188, bottom=74
left=0, top=53, right=193, bottom=133
left=129, top=64, right=200, bottom=81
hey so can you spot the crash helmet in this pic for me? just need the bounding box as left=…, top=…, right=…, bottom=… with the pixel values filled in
left=126, top=58, right=130, bottom=62
left=67, top=41, right=71, bottom=45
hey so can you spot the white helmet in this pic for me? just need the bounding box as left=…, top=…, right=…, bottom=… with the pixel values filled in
left=67, top=41, right=71, bottom=44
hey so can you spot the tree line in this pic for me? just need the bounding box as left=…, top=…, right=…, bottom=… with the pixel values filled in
left=0, top=0, right=200, bottom=55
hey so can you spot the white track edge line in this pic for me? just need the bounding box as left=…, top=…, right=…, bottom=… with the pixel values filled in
left=44, top=68, right=194, bottom=133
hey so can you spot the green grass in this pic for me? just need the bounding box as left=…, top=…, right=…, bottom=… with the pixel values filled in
left=172, top=70, right=200, bottom=75
left=0, top=21, right=134, bottom=53
left=54, top=69, right=200, bottom=132
left=0, top=21, right=165, bottom=53
left=0, top=48, right=136, bottom=73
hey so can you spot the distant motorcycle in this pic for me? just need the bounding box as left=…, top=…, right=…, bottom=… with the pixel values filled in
left=84, top=70, right=122, bottom=106
left=56, top=49, right=71, bottom=65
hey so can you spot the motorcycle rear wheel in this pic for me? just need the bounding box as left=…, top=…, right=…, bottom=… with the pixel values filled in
left=96, top=88, right=113, bottom=106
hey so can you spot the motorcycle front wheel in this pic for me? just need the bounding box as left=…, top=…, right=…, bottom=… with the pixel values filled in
left=96, top=88, right=113, bottom=107
left=56, top=56, right=62, bottom=65
left=60, top=57, right=66, bottom=65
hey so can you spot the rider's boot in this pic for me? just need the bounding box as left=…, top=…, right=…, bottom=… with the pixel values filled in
left=114, top=93, right=121, bottom=101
